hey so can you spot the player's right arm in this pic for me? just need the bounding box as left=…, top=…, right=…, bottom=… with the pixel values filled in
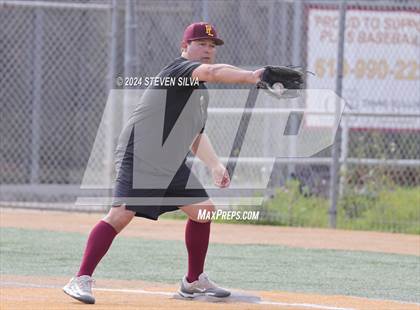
left=192, top=64, right=264, bottom=84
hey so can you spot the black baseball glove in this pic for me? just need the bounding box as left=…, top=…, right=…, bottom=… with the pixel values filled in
left=257, top=66, right=305, bottom=99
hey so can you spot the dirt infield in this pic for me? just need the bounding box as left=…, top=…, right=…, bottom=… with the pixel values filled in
left=1, top=208, right=419, bottom=255
left=1, top=208, right=420, bottom=310
left=1, top=275, right=418, bottom=310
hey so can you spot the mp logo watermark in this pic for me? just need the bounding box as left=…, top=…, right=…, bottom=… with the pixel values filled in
left=77, top=88, right=345, bottom=209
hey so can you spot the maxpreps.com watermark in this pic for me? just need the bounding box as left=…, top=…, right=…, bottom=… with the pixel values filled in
left=197, top=209, right=260, bottom=221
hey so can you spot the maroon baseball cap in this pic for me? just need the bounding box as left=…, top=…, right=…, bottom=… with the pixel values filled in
left=182, top=22, right=224, bottom=46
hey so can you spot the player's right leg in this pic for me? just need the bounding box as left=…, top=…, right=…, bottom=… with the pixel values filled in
left=63, top=204, right=135, bottom=304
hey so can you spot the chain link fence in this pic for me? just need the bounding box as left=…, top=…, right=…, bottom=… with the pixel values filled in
left=1, top=0, right=419, bottom=232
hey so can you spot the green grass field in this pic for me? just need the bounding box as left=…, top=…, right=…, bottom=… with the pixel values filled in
left=1, top=227, right=419, bottom=303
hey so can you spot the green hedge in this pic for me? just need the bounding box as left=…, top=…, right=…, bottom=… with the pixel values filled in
left=248, top=181, right=420, bottom=234
left=338, top=186, right=420, bottom=234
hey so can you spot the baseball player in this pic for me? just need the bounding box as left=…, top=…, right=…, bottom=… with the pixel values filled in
left=63, top=22, right=265, bottom=304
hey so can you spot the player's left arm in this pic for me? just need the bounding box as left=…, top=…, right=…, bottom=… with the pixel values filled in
left=190, top=133, right=230, bottom=188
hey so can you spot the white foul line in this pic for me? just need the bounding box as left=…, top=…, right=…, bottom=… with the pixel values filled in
left=259, top=301, right=355, bottom=310
left=96, top=287, right=174, bottom=296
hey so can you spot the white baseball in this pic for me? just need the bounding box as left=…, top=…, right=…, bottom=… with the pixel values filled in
left=272, top=82, right=285, bottom=95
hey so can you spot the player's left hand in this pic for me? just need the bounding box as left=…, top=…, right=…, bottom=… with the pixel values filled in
left=212, top=163, right=230, bottom=188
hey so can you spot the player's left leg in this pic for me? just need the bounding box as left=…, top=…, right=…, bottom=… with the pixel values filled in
left=178, top=200, right=230, bottom=298
left=180, top=200, right=214, bottom=282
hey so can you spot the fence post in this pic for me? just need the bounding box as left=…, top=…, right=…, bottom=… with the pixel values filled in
left=104, top=0, right=119, bottom=190
left=329, top=0, right=347, bottom=228
left=30, top=8, right=44, bottom=184
left=123, top=0, right=136, bottom=123
left=264, top=0, right=275, bottom=184
left=287, top=0, right=303, bottom=180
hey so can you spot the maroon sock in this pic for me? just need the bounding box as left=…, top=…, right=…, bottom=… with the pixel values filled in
left=77, top=220, right=118, bottom=277
left=185, top=219, right=211, bottom=283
